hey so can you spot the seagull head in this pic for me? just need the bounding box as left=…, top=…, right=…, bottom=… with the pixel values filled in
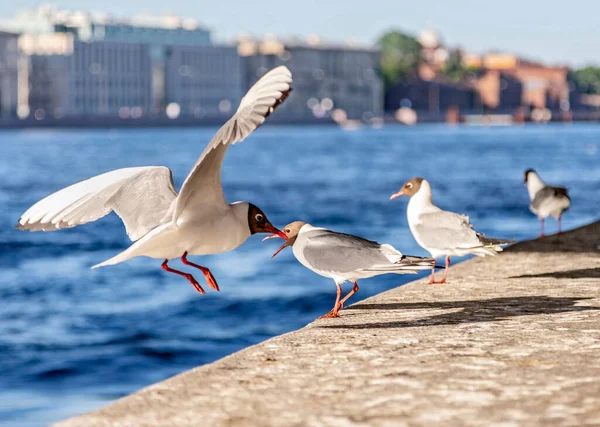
left=247, top=203, right=286, bottom=240
left=390, top=177, right=424, bottom=200
left=263, top=221, right=306, bottom=258
left=523, top=168, right=536, bottom=184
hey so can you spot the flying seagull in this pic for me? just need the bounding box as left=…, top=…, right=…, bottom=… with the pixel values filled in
left=17, top=66, right=292, bottom=294
left=265, top=221, right=434, bottom=319
left=524, top=169, right=570, bottom=237
left=390, top=177, right=514, bottom=284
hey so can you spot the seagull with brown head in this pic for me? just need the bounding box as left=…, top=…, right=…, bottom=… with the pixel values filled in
left=265, top=221, right=435, bottom=319
left=390, top=177, right=514, bottom=284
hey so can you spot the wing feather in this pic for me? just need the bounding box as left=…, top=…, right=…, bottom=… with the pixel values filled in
left=17, top=166, right=177, bottom=241
left=173, top=66, right=292, bottom=219
left=414, top=211, right=483, bottom=250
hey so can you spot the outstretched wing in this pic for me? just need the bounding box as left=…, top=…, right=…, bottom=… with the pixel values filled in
left=173, top=66, right=292, bottom=219
left=414, top=210, right=483, bottom=249
left=17, top=167, right=177, bottom=241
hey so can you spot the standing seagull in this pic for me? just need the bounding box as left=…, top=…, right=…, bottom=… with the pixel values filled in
left=524, top=169, right=570, bottom=237
left=16, top=66, right=292, bottom=294
left=390, top=177, right=514, bottom=284
left=265, top=221, right=435, bottom=318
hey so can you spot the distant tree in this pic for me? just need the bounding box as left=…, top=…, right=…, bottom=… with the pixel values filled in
left=377, top=30, right=422, bottom=88
left=442, top=48, right=480, bottom=83
left=443, top=49, right=466, bottom=82
left=572, top=66, right=600, bottom=94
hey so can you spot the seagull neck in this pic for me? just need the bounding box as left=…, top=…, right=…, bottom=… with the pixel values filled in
left=408, top=182, right=436, bottom=216
left=230, top=202, right=252, bottom=235
left=298, top=224, right=323, bottom=234
left=527, top=174, right=545, bottom=199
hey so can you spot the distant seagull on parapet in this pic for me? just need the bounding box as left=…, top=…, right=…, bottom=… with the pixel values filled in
left=524, top=169, right=571, bottom=237
left=264, top=221, right=435, bottom=319
left=390, top=177, right=514, bottom=284
left=16, top=66, right=293, bottom=294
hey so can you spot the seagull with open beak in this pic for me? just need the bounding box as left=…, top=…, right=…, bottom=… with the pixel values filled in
left=264, top=221, right=435, bottom=319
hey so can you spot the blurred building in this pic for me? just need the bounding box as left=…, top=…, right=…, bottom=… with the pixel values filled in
left=417, top=29, right=449, bottom=81
left=474, top=70, right=523, bottom=111
left=0, top=5, right=210, bottom=46
left=0, top=31, right=19, bottom=118
left=470, top=53, right=571, bottom=111
left=239, top=36, right=382, bottom=122
left=20, top=34, right=152, bottom=118
left=386, top=78, right=476, bottom=114
left=164, top=45, right=242, bottom=118
left=2, top=6, right=242, bottom=122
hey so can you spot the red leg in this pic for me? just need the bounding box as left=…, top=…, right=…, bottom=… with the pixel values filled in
left=339, top=282, right=359, bottom=308
left=539, top=217, right=545, bottom=238
left=161, top=259, right=205, bottom=294
left=439, top=256, right=450, bottom=284
left=428, top=259, right=437, bottom=284
left=319, top=282, right=343, bottom=319
left=181, top=252, right=220, bottom=292
left=429, top=258, right=448, bottom=284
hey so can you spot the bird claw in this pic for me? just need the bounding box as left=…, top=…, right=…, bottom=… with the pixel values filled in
left=188, top=276, right=206, bottom=294
left=318, top=311, right=340, bottom=319
left=205, top=273, right=220, bottom=292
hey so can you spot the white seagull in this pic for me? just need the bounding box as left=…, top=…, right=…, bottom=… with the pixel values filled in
left=265, top=221, right=435, bottom=319
left=16, top=66, right=292, bottom=294
left=390, top=177, right=514, bottom=284
left=524, top=169, right=570, bottom=237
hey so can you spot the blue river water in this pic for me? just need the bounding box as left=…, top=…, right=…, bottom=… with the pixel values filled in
left=0, top=123, right=598, bottom=426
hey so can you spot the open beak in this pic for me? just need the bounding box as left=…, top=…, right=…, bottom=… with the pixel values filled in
left=270, top=241, right=290, bottom=258
left=263, top=224, right=287, bottom=241
left=390, top=190, right=404, bottom=200
left=262, top=226, right=290, bottom=258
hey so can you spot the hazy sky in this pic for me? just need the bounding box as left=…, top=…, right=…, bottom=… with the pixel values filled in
left=4, top=1, right=599, bottom=66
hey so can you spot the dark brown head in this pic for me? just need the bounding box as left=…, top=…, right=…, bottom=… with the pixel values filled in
left=263, top=220, right=307, bottom=258
left=247, top=203, right=286, bottom=239
left=390, top=177, right=424, bottom=200
left=523, top=169, right=536, bottom=184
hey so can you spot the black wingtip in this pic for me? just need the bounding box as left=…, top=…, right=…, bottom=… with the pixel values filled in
left=264, top=87, right=293, bottom=120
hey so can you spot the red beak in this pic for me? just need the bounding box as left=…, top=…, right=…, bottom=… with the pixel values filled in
left=390, top=190, right=404, bottom=200
left=264, top=224, right=287, bottom=240
left=262, top=226, right=290, bottom=258
left=271, top=243, right=288, bottom=258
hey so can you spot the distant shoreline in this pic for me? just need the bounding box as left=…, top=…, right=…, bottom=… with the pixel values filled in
left=1, top=112, right=599, bottom=130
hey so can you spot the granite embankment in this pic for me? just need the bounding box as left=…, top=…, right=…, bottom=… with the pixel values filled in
left=57, top=221, right=600, bottom=427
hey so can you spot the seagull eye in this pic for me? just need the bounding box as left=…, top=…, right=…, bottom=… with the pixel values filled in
left=255, top=214, right=264, bottom=222
left=406, top=183, right=413, bottom=189
left=285, top=228, right=291, bottom=233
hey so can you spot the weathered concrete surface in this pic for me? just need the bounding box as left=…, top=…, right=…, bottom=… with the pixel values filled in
left=57, top=222, right=600, bottom=427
